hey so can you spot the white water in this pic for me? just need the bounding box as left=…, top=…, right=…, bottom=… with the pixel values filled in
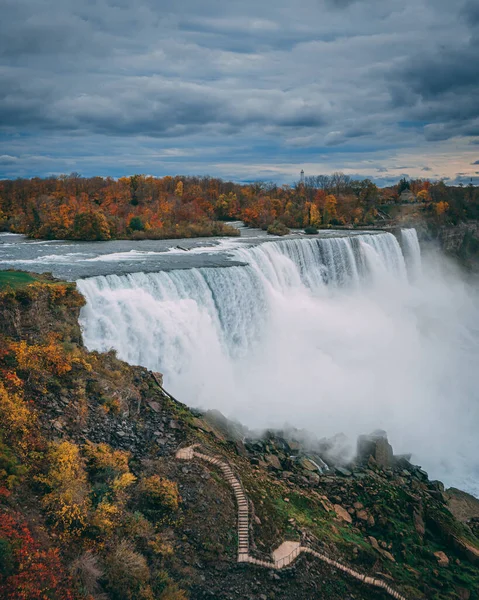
left=78, top=230, right=479, bottom=496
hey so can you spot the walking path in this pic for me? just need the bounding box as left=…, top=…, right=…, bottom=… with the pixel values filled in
left=176, top=444, right=407, bottom=600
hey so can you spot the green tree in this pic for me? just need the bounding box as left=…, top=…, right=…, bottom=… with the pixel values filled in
left=129, top=217, right=145, bottom=231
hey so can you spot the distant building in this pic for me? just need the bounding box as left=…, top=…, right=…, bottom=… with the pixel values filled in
left=300, top=169, right=305, bottom=184
left=400, top=189, right=415, bottom=203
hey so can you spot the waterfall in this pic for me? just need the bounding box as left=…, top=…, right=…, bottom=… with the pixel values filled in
left=77, top=227, right=479, bottom=496
left=400, top=228, right=422, bottom=280
left=78, top=231, right=407, bottom=368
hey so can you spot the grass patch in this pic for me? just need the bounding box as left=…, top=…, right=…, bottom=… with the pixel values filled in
left=0, top=271, right=40, bottom=290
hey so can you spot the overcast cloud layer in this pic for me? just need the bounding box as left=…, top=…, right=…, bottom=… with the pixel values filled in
left=1, top=0, right=479, bottom=183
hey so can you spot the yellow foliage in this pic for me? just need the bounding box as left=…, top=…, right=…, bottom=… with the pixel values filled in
left=12, top=336, right=71, bottom=376
left=138, top=475, right=181, bottom=514
left=40, top=441, right=91, bottom=537
left=84, top=441, right=131, bottom=476
left=91, top=500, right=120, bottom=535
left=417, top=189, right=430, bottom=202
left=148, top=534, right=174, bottom=557
left=112, top=472, right=137, bottom=493
left=175, top=181, right=184, bottom=197
left=0, top=381, right=33, bottom=453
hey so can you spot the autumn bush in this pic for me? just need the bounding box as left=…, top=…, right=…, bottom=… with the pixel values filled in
left=105, top=540, right=151, bottom=600
left=0, top=440, right=27, bottom=491
left=138, top=475, right=181, bottom=519
left=267, top=221, right=290, bottom=236
left=0, top=381, right=33, bottom=458
left=69, top=551, right=104, bottom=598
left=39, top=441, right=91, bottom=537
left=0, top=511, right=77, bottom=600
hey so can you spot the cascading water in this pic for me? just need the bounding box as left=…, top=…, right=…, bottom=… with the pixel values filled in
left=401, top=228, right=422, bottom=280
left=78, top=228, right=479, bottom=496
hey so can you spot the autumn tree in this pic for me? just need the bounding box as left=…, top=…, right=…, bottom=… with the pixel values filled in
left=71, top=211, right=111, bottom=241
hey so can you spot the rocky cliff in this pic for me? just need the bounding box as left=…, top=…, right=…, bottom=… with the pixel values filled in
left=0, top=276, right=478, bottom=600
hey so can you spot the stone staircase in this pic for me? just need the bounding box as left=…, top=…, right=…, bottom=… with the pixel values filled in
left=176, top=445, right=407, bottom=600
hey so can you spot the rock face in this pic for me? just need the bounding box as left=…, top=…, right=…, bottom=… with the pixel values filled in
left=356, top=430, right=393, bottom=468
left=446, top=488, right=479, bottom=524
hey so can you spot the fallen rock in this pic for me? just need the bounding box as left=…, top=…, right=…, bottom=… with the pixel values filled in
left=434, top=551, right=449, bottom=567
left=265, top=454, right=282, bottom=470
left=334, top=504, right=353, bottom=523
left=335, top=466, right=352, bottom=477
left=300, top=458, right=319, bottom=472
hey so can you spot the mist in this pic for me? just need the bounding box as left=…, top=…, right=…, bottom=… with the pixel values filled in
left=78, top=231, right=479, bottom=497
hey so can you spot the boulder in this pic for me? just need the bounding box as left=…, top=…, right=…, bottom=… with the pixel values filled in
left=434, top=551, right=449, bottom=567
left=300, top=458, right=319, bottom=472
left=357, top=430, right=393, bottom=468
left=333, top=504, right=352, bottom=523
left=265, top=454, right=282, bottom=470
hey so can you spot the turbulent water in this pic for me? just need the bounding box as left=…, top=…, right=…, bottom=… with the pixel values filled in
left=76, top=229, right=479, bottom=496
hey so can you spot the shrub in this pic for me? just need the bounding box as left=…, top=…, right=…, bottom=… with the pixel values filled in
left=0, top=512, right=76, bottom=599
left=0, top=382, right=32, bottom=455
left=91, top=500, right=121, bottom=536
left=0, top=440, right=27, bottom=489
left=304, top=226, right=319, bottom=234
left=105, top=540, right=150, bottom=599
left=159, top=583, right=189, bottom=600
left=267, top=221, right=290, bottom=236
left=70, top=551, right=104, bottom=598
left=39, top=441, right=91, bottom=537
left=84, top=441, right=130, bottom=479
left=138, top=475, right=181, bottom=518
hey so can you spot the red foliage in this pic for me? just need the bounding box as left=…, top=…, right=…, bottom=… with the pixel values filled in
left=0, top=512, right=77, bottom=600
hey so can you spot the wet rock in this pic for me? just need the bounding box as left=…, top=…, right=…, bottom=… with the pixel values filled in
left=300, top=458, right=319, bottom=472
left=335, top=466, right=352, bottom=477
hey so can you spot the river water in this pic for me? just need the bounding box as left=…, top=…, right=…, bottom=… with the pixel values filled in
left=1, top=226, right=478, bottom=496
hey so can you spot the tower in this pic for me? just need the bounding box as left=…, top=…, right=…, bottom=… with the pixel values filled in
left=300, top=169, right=305, bottom=184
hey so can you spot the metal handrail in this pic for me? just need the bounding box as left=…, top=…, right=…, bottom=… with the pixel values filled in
left=274, top=545, right=302, bottom=569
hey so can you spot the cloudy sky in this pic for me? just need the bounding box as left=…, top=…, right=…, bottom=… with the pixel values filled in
left=1, top=0, right=479, bottom=184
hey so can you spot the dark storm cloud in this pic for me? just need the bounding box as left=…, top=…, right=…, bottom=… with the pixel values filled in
left=0, top=0, right=478, bottom=180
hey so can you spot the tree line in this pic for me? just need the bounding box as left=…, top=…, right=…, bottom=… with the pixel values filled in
left=0, top=173, right=477, bottom=240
